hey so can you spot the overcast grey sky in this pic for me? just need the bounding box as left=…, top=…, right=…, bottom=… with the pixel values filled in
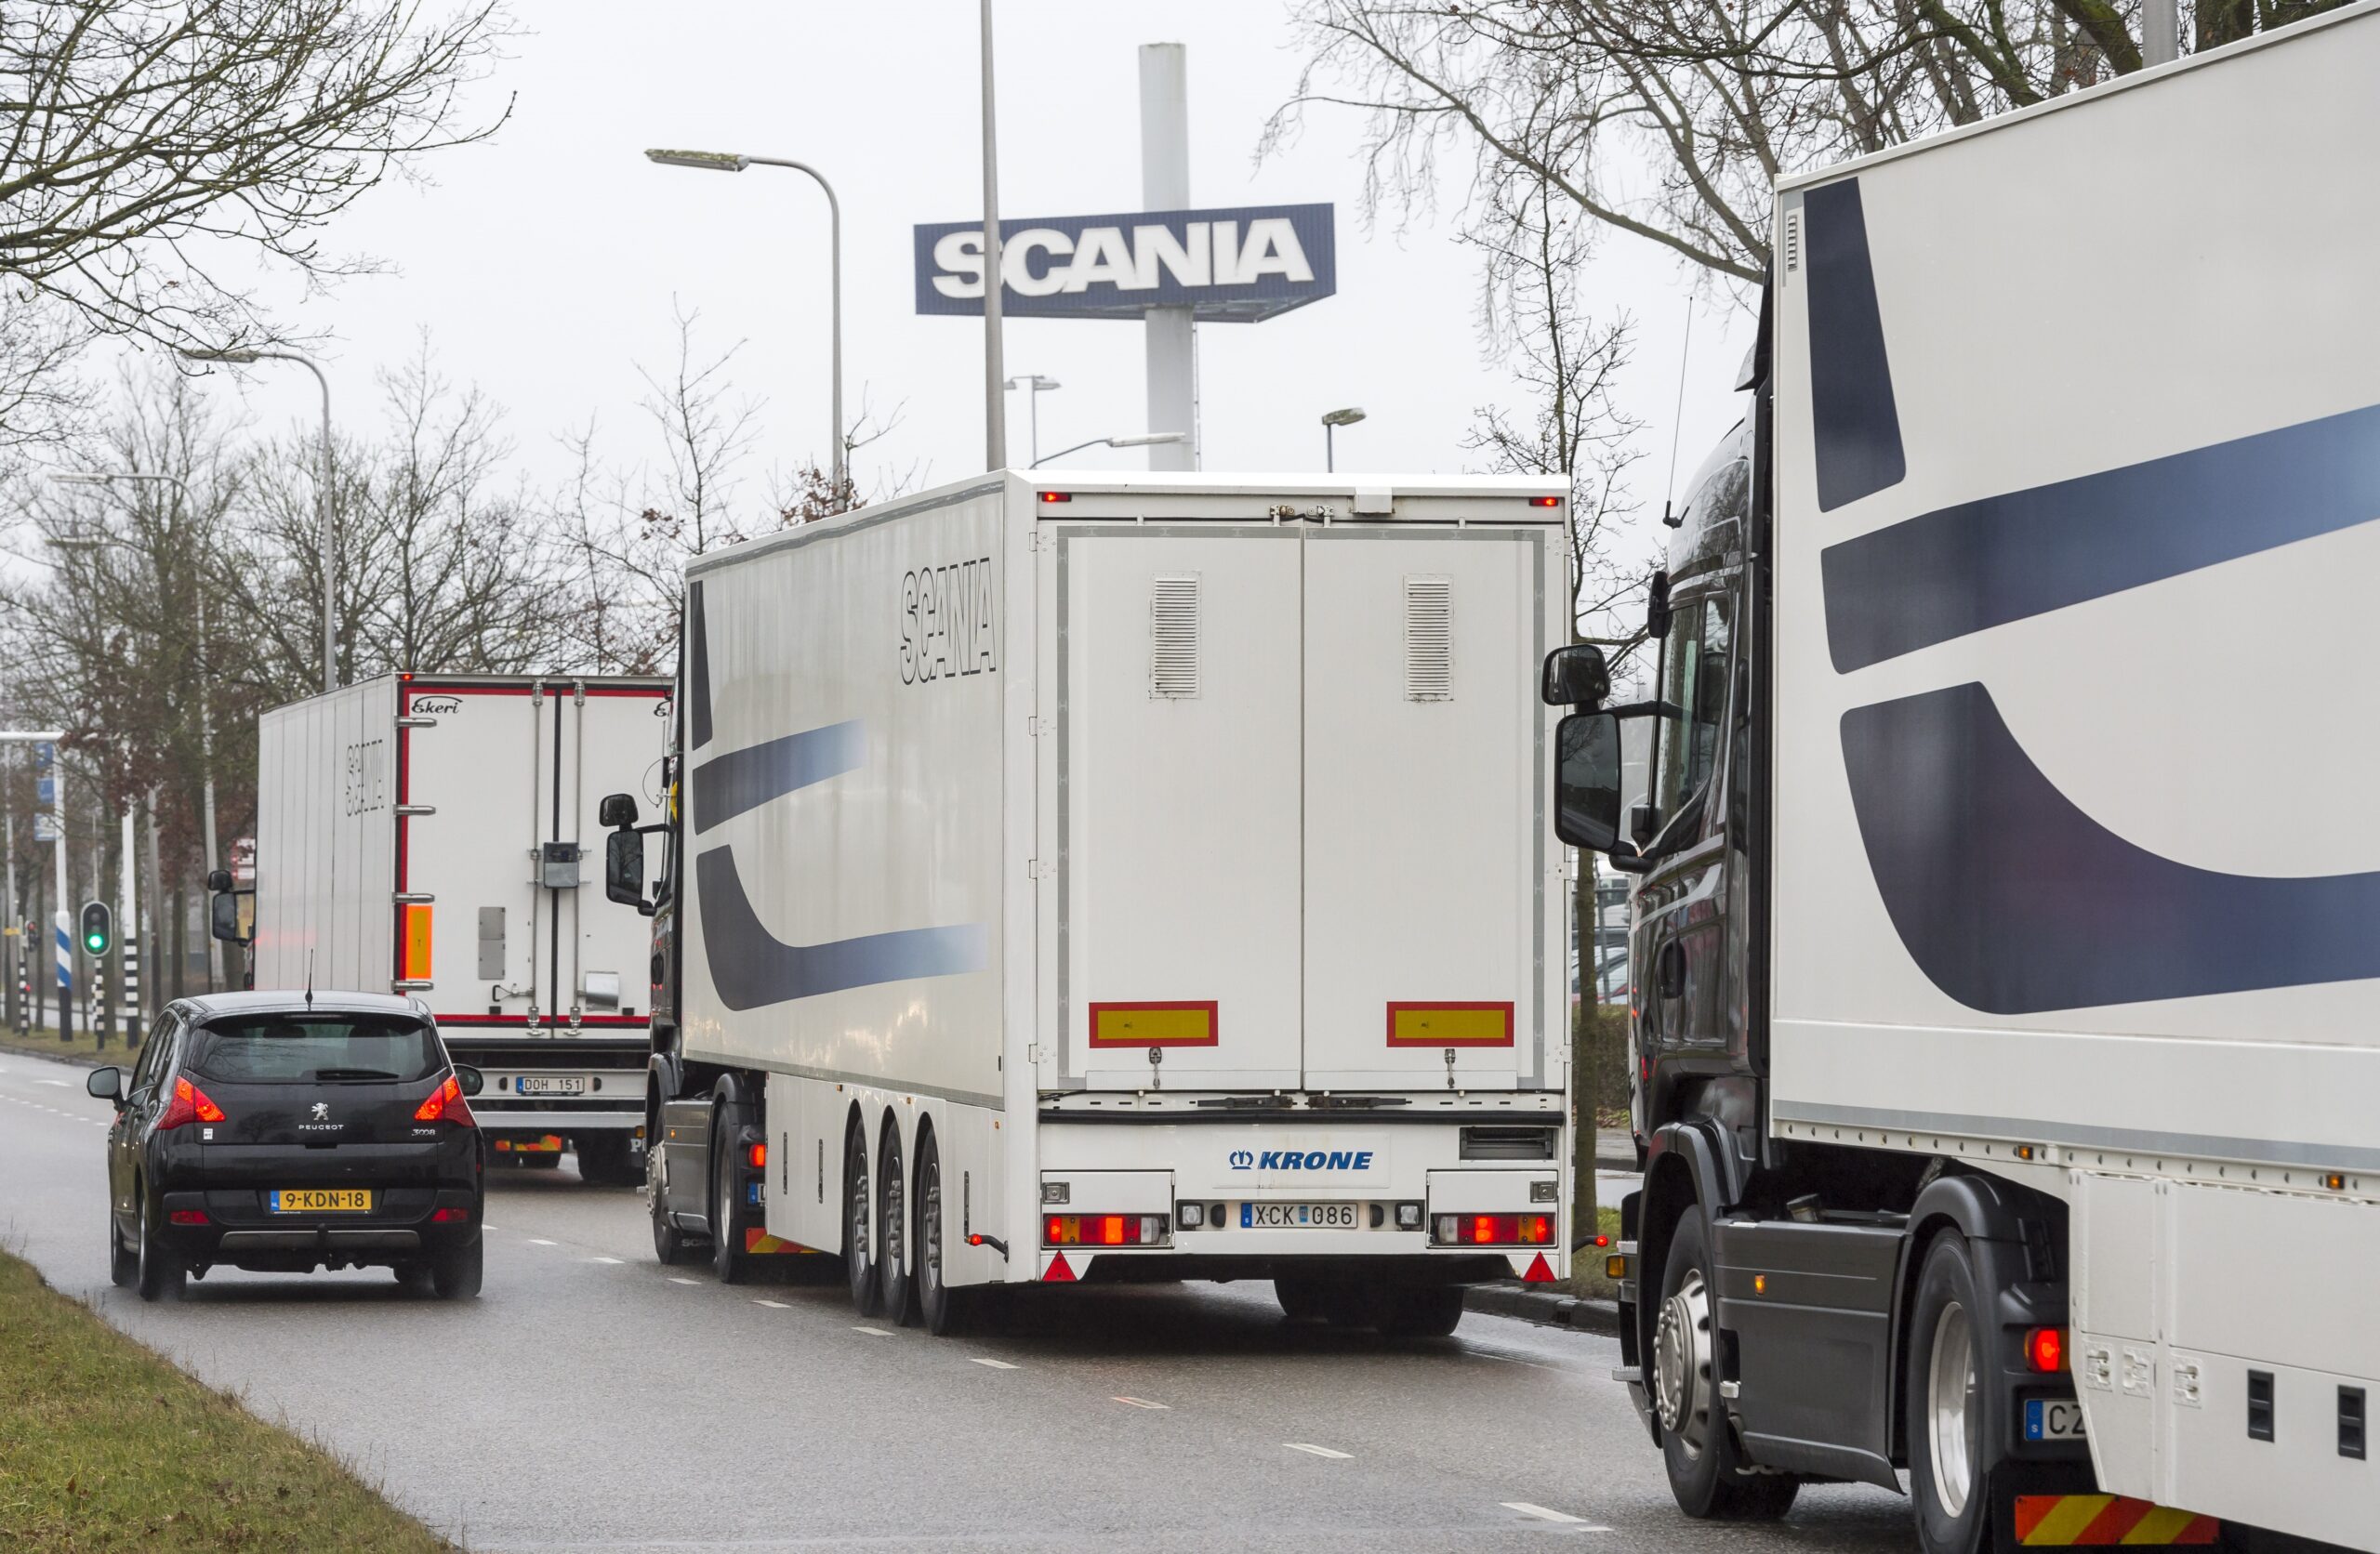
left=127, top=2, right=1752, bottom=565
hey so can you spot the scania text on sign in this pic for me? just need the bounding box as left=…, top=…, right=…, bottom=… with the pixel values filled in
left=913, top=204, right=1335, bottom=323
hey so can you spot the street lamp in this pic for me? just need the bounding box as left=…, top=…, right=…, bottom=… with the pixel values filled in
left=1322, top=406, right=1368, bottom=473
left=1029, top=431, right=1185, bottom=469
left=646, top=147, right=846, bottom=503
left=179, top=347, right=335, bottom=692
left=46, top=469, right=223, bottom=994
left=1004, top=375, right=1061, bottom=465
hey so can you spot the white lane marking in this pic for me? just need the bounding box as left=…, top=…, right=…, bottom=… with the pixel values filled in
left=1285, top=1442, right=1351, bottom=1458
left=1502, top=1503, right=1608, bottom=1529
left=588, top=1256, right=624, bottom=1264
left=1114, top=1396, right=1169, bottom=1410
left=481, top=1224, right=501, bottom=1231
left=753, top=1298, right=790, bottom=1309
left=851, top=1325, right=894, bottom=1337
left=969, top=1357, right=1019, bottom=1370
left=37, top=1078, right=68, bottom=1086
left=668, top=1276, right=701, bottom=1285
left=526, top=1238, right=558, bottom=1245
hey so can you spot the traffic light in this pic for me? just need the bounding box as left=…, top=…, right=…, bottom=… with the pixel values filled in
left=79, top=901, right=112, bottom=957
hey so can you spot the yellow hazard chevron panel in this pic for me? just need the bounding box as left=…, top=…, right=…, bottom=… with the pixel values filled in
left=2014, top=1495, right=2219, bottom=1546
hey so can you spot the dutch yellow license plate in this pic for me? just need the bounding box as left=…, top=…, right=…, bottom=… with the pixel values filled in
left=270, top=1189, right=372, bottom=1213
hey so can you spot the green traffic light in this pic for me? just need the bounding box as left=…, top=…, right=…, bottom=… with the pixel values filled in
left=84, top=934, right=103, bottom=953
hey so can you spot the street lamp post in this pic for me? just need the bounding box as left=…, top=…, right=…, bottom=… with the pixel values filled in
left=180, top=348, right=334, bottom=691
left=1029, top=431, right=1186, bottom=469
left=1004, top=375, right=1061, bottom=466
left=644, top=148, right=847, bottom=501
left=0, top=731, right=70, bottom=1044
left=1322, top=406, right=1367, bottom=473
left=48, top=470, right=222, bottom=994
left=980, top=0, right=1006, bottom=471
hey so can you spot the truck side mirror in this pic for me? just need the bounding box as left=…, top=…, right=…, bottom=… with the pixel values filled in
left=209, top=889, right=250, bottom=944
left=1646, top=569, right=1673, bottom=640
left=1554, top=712, right=1626, bottom=851
left=599, top=792, right=640, bottom=829
left=1540, top=644, right=1611, bottom=707
left=205, top=868, right=233, bottom=892
left=605, top=829, right=652, bottom=915
left=453, top=1063, right=484, bottom=1097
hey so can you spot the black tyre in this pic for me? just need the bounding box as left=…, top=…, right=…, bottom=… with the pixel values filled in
left=108, top=1205, right=136, bottom=1289
left=879, top=1120, right=916, bottom=1325
left=1908, top=1231, right=1999, bottom=1554
left=914, top=1132, right=972, bottom=1337
left=1381, top=1284, right=1468, bottom=1338
left=1653, top=1213, right=1799, bottom=1520
left=135, top=1193, right=183, bottom=1303
left=710, top=1104, right=755, bottom=1285
left=430, top=1236, right=483, bottom=1299
left=520, top=1152, right=561, bottom=1171
left=649, top=1142, right=699, bottom=1265
left=843, top=1124, right=881, bottom=1316
left=1274, top=1277, right=1332, bottom=1323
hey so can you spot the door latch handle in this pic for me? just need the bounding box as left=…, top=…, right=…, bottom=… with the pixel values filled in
left=1655, top=941, right=1687, bottom=1000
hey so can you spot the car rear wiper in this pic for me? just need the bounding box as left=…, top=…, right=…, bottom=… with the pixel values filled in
left=311, top=1067, right=402, bottom=1081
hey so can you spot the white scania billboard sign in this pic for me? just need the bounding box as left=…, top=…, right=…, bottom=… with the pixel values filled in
left=913, top=203, right=1335, bottom=323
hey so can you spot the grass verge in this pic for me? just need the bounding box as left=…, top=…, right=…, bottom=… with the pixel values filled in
left=0, top=1248, right=453, bottom=1552
left=0, top=1024, right=145, bottom=1069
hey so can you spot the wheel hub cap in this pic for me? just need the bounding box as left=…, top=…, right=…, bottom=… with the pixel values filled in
left=1928, top=1300, right=1979, bottom=1517
left=1653, top=1268, right=1714, bottom=1455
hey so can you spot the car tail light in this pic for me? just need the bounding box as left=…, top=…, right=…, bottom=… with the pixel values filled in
left=1042, top=1214, right=1168, bottom=1247
left=1430, top=1212, right=1554, bottom=1247
left=155, top=1076, right=224, bottom=1132
left=415, top=1074, right=477, bottom=1127
left=168, top=1209, right=210, bottom=1226
left=430, top=1206, right=469, bottom=1223
left=2026, top=1326, right=2067, bottom=1374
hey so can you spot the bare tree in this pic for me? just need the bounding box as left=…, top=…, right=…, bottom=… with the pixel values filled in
left=0, top=0, right=511, bottom=449
left=1273, top=0, right=2350, bottom=291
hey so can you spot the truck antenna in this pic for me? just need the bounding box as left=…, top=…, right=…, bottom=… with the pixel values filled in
left=1660, top=300, right=1694, bottom=529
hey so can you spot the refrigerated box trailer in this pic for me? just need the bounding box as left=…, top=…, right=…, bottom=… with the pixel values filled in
left=253, top=673, right=673, bottom=1182
left=602, top=470, right=1575, bottom=1331
left=1547, top=7, right=2380, bottom=1551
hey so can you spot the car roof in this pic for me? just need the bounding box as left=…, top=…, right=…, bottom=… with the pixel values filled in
left=169, top=990, right=430, bottom=1021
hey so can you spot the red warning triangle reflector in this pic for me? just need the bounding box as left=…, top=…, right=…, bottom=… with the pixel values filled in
left=1522, top=1253, right=1555, bottom=1284
left=1043, top=1251, right=1077, bottom=1283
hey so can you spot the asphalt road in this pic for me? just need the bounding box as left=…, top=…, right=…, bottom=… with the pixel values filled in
left=0, top=1048, right=1919, bottom=1553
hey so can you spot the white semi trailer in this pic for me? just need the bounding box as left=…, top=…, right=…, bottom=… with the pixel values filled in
left=250, top=673, right=673, bottom=1183
left=600, top=471, right=1575, bottom=1332
left=1549, top=8, right=2380, bottom=1551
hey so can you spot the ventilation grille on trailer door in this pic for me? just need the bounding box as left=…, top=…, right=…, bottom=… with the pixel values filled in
left=1151, top=573, right=1200, bottom=698
left=1405, top=576, right=1453, bottom=701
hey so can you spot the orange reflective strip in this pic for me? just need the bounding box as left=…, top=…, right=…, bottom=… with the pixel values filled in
left=402, top=903, right=433, bottom=981
left=1088, top=1002, right=1217, bottom=1047
left=1385, top=1002, right=1514, bottom=1046
left=2016, top=1496, right=2222, bottom=1547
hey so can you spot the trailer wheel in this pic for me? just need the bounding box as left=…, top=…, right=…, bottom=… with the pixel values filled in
left=1654, top=1213, right=1799, bottom=1520
left=843, top=1123, right=882, bottom=1316
left=648, top=1140, right=698, bottom=1265
left=879, top=1120, right=917, bottom=1325
left=709, top=1104, right=755, bottom=1285
left=1273, top=1277, right=1331, bottom=1323
left=1380, top=1284, right=1467, bottom=1338
left=575, top=1134, right=640, bottom=1187
left=915, top=1132, right=972, bottom=1337
left=1908, top=1231, right=1999, bottom=1554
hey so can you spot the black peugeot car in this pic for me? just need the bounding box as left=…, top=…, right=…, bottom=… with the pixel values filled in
left=88, top=991, right=488, bottom=1301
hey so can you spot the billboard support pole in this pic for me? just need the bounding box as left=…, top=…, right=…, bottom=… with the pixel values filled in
left=1140, top=44, right=1197, bottom=473
left=980, top=0, right=1007, bottom=471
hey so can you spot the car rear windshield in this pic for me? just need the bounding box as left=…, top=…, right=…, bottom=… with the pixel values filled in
left=184, top=1015, right=441, bottom=1085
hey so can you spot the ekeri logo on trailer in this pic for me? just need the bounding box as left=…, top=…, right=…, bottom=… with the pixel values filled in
left=1804, top=175, right=2380, bottom=1015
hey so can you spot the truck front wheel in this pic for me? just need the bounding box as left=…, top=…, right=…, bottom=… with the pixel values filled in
left=1654, top=1213, right=1798, bottom=1520
left=708, top=1104, right=755, bottom=1285
left=1908, top=1231, right=2000, bottom=1554
left=649, top=1142, right=697, bottom=1265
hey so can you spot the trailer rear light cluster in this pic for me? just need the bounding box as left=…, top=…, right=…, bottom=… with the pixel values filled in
left=1432, top=1212, right=1554, bottom=1247
left=155, top=1076, right=225, bottom=1132
left=1044, top=1214, right=1169, bottom=1247
left=2026, top=1326, right=2068, bottom=1374
left=1527, top=494, right=1562, bottom=507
